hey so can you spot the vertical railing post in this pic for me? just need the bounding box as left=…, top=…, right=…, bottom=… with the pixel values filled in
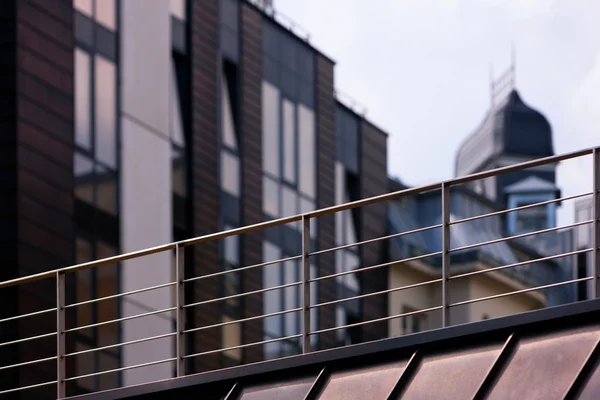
left=175, top=243, right=186, bottom=376
left=592, top=148, right=600, bottom=298
left=56, top=271, right=66, bottom=398
left=441, top=182, right=451, bottom=328
left=301, top=215, right=311, bottom=353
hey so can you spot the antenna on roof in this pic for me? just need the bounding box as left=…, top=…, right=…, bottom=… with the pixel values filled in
left=490, top=45, right=517, bottom=106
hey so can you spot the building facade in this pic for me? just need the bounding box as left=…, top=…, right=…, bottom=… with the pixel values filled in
left=0, top=0, right=389, bottom=397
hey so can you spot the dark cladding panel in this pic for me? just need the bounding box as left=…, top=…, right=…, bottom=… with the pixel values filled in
left=318, top=360, right=408, bottom=400
left=398, top=344, right=503, bottom=399
left=315, top=54, right=336, bottom=350
left=240, top=1, right=263, bottom=364
left=238, top=375, right=317, bottom=400
left=487, top=327, right=600, bottom=399
left=191, top=0, right=221, bottom=372
left=359, top=120, right=388, bottom=342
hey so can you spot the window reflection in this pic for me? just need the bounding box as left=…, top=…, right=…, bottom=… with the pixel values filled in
left=96, top=241, right=118, bottom=347
left=75, top=153, right=94, bottom=204
left=263, top=176, right=279, bottom=217
left=95, top=164, right=117, bottom=216
left=95, top=0, right=116, bottom=30
left=262, top=81, right=280, bottom=177
left=75, top=48, right=92, bottom=150
left=298, top=105, right=316, bottom=198
left=172, top=148, right=187, bottom=198
left=282, top=99, right=296, bottom=183
left=94, top=55, right=117, bottom=169
left=170, top=0, right=187, bottom=21
left=220, top=151, right=240, bottom=196
left=74, top=0, right=93, bottom=17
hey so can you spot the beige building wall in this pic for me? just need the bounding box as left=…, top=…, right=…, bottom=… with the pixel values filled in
left=388, top=261, right=545, bottom=338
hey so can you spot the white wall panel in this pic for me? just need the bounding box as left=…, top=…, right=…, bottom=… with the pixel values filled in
left=119, top=0, right=172, bottom=386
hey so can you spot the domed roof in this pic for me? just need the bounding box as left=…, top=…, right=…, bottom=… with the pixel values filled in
left=455, top=90, right=554, bottom=177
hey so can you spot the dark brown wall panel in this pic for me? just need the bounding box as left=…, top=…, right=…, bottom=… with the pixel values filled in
left=240, top=2, right=263, bottom=364
left=315, top=55, right=337, bottom=350
left=191, top=0, right=221, bottom=373
left=359, top=121, right=388, bottom=342
left=0, top=0, right=76, bottom=398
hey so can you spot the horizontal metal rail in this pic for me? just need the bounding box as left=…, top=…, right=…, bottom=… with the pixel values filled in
left=450, top=248, right=593, bottom=281
left=450, top=220, right=592, bottom=253
left=183, top=254, right=302, bottom=284
left=64, top=358, right=177, bottom=382
left=0, top=331, right=56, bottom=348
left=310, top=278, right=443, bottom=309
left=63, top=307, right=177, bottom=333
left=309, top=224, right=442, bottom=257
left=450, top=192, right=592, bottom=226
left=309, top=251, right=443, bottom=283
left=64, top=281, right=176, bottom=309
left=0, top=146, right=593, bottom=291
left=0, top=307, right=57, bottom=325
left=65, top=332, right=177, bottom=358
left=0, top=380, right=57, bottom=395
left=0, top=356, right=57, bottom=371
left=183, top=308, right=303, bottom=334
left=310, top=306, right=443, bottom=336
left=183, top=281, right=301, bottom=309
left=450, top=277, right=593, bottom=308
left=184, top=334, right=303, bottom=359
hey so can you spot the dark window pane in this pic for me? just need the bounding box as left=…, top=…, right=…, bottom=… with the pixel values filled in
left=172, top=147, right=187, bottom=198
left=75, top=342, right=96, bottom=391
left=96, top=242, right=118, bottom=347
left=95, top=55, right=117, bottom=169
left=98, top=353, right=119, bottom=390
left=75, top=152, right=94, bottom=203
left=75, top=48, right=92, bottom=150
left=95, top=164, right=117, bottom=216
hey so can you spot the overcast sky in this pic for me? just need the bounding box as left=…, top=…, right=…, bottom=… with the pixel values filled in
left=276, top=0, right=600, bottom=225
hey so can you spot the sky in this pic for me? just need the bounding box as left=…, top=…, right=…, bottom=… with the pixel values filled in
left=275, top=0, right=600, bottom=226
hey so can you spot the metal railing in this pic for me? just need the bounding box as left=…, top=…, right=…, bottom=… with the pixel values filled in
left=0, top=146, right=599, bottom=398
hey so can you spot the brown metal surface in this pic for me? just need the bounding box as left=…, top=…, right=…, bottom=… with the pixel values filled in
left=237, top=375, right=317, bottom=400
left=397, top=344, right=503, bottom=400
left=577, top=362, right=600, bottom=400
left=487, top=325, right=600, bottom=400
left=317, top=360, right=408, bottom=400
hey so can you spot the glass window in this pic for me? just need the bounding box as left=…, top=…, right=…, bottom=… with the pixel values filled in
left=94, top=55, right=117, bottom=169
left=75, top=342, right=96, bottom=391
left=310, top=264, right=318, bottom=345
left=263, top=176, right=279, bottom=217
left=298, top=104, right=315, bottom=198
left=221, top=316, right=242, bottom=361
left=170, top=0, right=187, bottom=20
left=263, top=242, right=282, bottom=336
left=95, top=0, right=117, bottom=30
left=172, top=147, right=187, bottom=198
left=98, top=353, right=119, bottom=390
left=94, top=164, right=117, bottom=216
left=220, top=151, right=240, bottom=196
left=282, top=185, right=298, bottom=230
left=96, top=241, right=118, bottom=347
left=74, top=0, right=93, bottom=17
left=75, top=48, right=92, bottom=150
left=262, top=81, right=280, bottom=177
left=170, top=62, right=185, bottom=148
left=221, top=76, right=237, bottom=151
left=282, top=99, right=296, bottom=183
left=74, top=152, right=94, bottom=203
left=224, top=232, right=239, bottom=266
left=283, top=260, right=299, bottom=336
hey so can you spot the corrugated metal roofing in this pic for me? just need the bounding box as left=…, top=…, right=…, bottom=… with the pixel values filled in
left=82, top=300, right=600, bottom=400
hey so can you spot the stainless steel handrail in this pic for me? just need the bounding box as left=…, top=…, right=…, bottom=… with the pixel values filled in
left=1, top=145, right=598, bottom=397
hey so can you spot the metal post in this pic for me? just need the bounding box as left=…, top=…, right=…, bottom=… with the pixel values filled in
left=441, top=183, right=451, bottom=327
left=175, top=244, right=186, bottom=376
left=56, top=271, right=66, bottom=398
left=593, top=148, right=600, bottom=298
left=301, top=215, right=311, bottom=353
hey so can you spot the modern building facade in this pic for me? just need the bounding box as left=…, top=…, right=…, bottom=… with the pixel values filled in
left=0, top=0, right=389, bottom=397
